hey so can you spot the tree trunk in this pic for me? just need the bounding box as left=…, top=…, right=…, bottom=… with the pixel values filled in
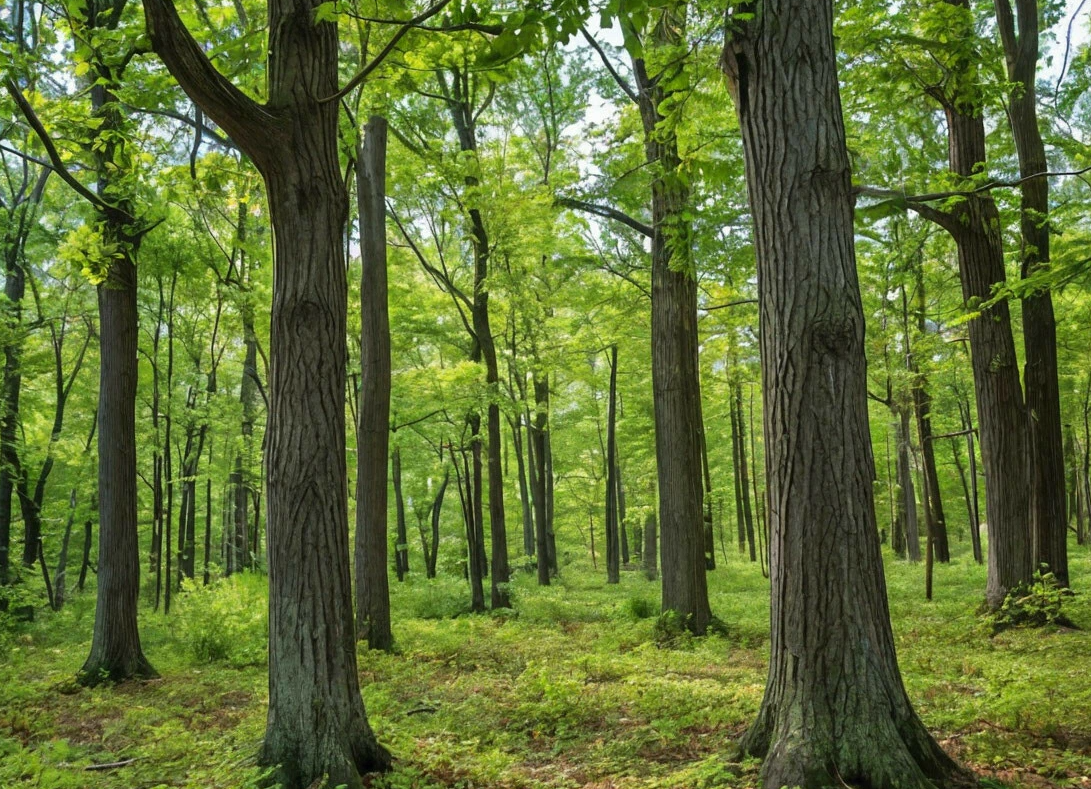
left=1, top=256, right=25, bottom=575
left=452, top=443, right=486, bottom=612
left=230, top=201, right=258, bottom=575
left=146, top=0, right=392, bottom=780
left=699, top=390, right=716, bottom=571
left=354, top=116, right=393, bottom=651
left=512, top=414, right=535, bottom=556
left=896, top=407, right=921, bottom=562
left=54, top=489, right=77, bottom=610
left=995, top=0, right=1067, bottom=587
left=531, top=374, right=551, bottom=585
left=632, top=10, right=710, bottom=634
left=618, top=469, right=630, bottom=566
left=910, top=0, right=1031, bottom=609
left=427, top=470, right=448, bottom=578
left=735, top=384, right=756, bottom=561
left=79, top=64, right=155, bottom=683
left=392, top=445, right=409, bottom=581
left=907, top=262, right=950, bottom=563
left=643, top=509, right=657, bottom=581
left=723, top=3, right=959, bottom=784
left=80, top=247, right=157, bottom=684
left=605, top=345, right=620, bottom=585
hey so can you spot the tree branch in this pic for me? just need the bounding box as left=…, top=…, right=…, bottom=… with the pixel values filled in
left=323, top=0, right=453, bottom=104
left=556, top=196, right=653, bottom=238
left=854, top=166, right=1091, bottom=205
left=142, top=0, right=280, bottom=159
left=4, top=78, right=133, bottom=222
left=580, top=27, right=639, bottom=105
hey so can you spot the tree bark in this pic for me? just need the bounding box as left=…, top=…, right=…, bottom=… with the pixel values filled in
left=631, top=8, right=710, bottom=635
left=928, top=1, right=1032, bottom=606
left=994, top=0, right=1068, bottom=587
left=392, top=445, right=409, bottom=580
left=723, top=2, right=959, bottom=784
left=145, top=0, right=391, bottom=781
left=354, top=116, right=393, bottom=651
left=78, top=36, right=156, bottom=680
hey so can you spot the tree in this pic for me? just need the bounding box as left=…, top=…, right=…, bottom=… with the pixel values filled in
left=723, top=0, right=959, bottom=784
left=143, top=0, right=392, bottom=783
left=355, top=115, right=394, bottom=651
left=994, top=0, right=1068, bottom=587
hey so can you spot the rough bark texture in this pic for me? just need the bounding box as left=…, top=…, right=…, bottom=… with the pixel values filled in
left=78, top=26, right=156, bottom=681
left=995, top=0, right=1068, bottom=587
left=930, top=7, right=1032, bottom=606
left=145, top=0, right=391, bottom=782
left=632, top=9, right=710, bottom=634
left=354, top=117, right=393, bottom=651
left=81, top=248, right=157, bottom=684
left=723, top=3, right=959, bottom=785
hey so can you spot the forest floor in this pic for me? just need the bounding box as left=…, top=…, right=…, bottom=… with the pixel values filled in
left=2, top=543, right=1091, bottom=789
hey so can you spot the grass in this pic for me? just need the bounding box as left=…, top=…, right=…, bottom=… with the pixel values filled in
left=2, top=539, right=1091, bottom=788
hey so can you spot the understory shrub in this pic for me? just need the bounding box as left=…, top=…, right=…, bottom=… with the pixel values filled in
left=173, top=576, right=267, bottom=666
left=989, top=571, right=1075, bottom=634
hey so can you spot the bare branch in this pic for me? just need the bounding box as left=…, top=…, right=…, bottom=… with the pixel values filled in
left=4, top=78, right=133, bottom=221
left=323, top=0, right=453, bottom=104
left=556, top=195, right=653, bottom=238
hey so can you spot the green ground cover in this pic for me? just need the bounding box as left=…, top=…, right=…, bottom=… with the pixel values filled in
left=2, top=543, right=1089, bottom=788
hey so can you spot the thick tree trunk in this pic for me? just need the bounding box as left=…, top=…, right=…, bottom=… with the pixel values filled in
left=723, top=3, right=959, bottom=785
left=942, top=88, right=1032, bottom=608
left=354, top=116, right=393, bottom=651
left=146, top=0, right=393, bottom=779
left=995, top=0, right=1068, bottom=587
left=80, top=248, right=157, bottom=684
left=632, top=13, right=710, bottom=634
left=79, top=67, right=155, bottom=683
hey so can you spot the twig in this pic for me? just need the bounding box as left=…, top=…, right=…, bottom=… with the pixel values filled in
left=85, top=757, right=137, bottom=771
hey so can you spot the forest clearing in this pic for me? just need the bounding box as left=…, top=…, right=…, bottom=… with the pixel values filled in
left=3, top=0, right=1091, bottom=786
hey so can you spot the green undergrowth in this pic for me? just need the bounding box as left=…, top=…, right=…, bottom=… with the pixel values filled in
left=3, top=542, right=1091, bottom=788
